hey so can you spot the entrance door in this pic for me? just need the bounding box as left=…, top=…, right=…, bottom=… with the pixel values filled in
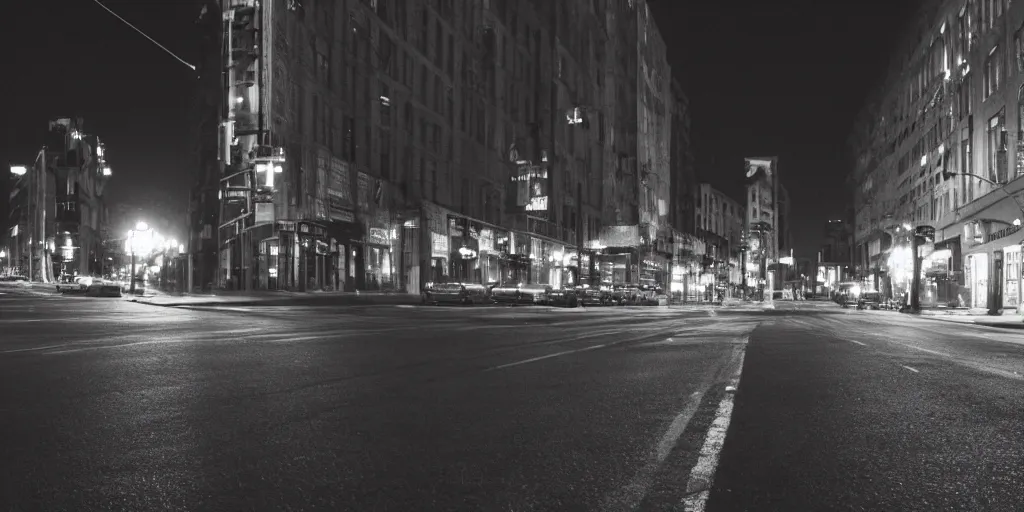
left=969, top=254, right=989, bottom=309
left=993, top=250, right=1004, bottom=312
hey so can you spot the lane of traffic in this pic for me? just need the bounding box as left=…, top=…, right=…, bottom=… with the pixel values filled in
left=707, top=315, right=1024, bottom=511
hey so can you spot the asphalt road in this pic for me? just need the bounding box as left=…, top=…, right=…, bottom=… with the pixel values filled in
left=1, top=287, right=1023, bottom=511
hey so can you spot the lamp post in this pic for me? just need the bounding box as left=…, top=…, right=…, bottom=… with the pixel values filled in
left=10, top=165, right=30, bottom=281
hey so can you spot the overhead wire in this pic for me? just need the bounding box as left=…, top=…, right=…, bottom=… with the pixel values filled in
left=90, top=0, right=197, bottom=72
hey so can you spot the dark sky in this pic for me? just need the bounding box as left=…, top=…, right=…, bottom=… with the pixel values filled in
left=2, top=0, right=200, bottom=242
left=650, top=0, right=919, bottom=256
left=3, top=0, right=916, bottom=256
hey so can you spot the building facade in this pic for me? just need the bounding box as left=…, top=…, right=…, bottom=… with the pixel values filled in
left=668, top=77, right=700, bottom=299
left=743, top=156, right=783, bottom=296
left=4, top=118, right=112, bottom=282
left=696, top=183, right=744, bottom=296
left=190, top=0, right=679, bottom=295
left=850, top=0, right=1024, bottom=312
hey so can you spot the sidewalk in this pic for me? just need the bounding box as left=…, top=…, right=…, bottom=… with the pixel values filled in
left=128, top=288, right=422, bottom=307
left=0, top=281, right=58, bottom=295
left=917, top=308, right=1024, bottom=329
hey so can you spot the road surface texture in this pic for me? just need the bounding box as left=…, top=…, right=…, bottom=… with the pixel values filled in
left=1, top=287, right=1023, bottom=511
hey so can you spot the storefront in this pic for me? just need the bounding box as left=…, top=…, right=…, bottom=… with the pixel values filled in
left=961, top=221, right=1024, bottom=312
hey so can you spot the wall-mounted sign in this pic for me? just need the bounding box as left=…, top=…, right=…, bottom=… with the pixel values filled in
left=986, top=223, right=1021, bottom=244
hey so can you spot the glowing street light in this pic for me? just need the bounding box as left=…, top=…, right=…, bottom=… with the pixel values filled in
left=10, top=165, right=27, bottom=176
left=128, top=221, right=153, bottom=294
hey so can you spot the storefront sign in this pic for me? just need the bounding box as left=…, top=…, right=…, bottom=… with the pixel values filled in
left=424, top=202, right=450, bottom=259
left=328, top=156, right=353, bottom=218
left=431, top=232, right=448, bottom=258
left=600, top=225, right=640, bottom=248
left=368, top=227, right=390, bottom=246
left=985, top=224, right=1021, bottom=244
left=315, top=151, right=330, bottom=220
left=479, top=228, right=495, bottom=252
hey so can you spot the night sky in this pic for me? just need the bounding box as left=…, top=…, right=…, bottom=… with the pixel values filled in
left=3, top=0, right=918, bottom=256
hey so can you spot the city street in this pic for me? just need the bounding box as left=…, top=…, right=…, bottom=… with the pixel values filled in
left=1, top=289, right=1023, bottom=511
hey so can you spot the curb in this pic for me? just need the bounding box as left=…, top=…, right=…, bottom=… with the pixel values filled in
left=915, top=314, right=1024, bottom=330
left=128, top=297, right=424, bottom=308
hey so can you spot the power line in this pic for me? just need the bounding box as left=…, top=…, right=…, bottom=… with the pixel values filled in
left=91, top=0, right=197, bottom=72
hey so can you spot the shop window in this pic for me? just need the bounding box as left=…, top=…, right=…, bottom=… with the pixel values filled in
left=1005, top=248, right=1021, bottom=309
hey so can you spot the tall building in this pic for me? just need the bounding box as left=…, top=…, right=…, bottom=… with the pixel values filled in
left=743, top=156, right=782, bottom=294
left=668, top=77, right=700, bottom=298
left=696, top=183, right=744, bottom=295
left=850, top=0, right=1024, bottom=311
left=190, top=0, right=676, bottom=294
left=820, top=219, right=852, bottom=266
left=584, top=0, right=674, bottom=292
left=5, top=118, right=112, bottom=281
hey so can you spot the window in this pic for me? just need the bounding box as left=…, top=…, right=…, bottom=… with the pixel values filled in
left=961, top=130, right=973, bottom=203
left=313, top=94, right=323, bottom=144
left=380, top=83, right=391, bottom=126
left=958, top=6, right=972, bottom=56
left=1016, top=24, right=1024, bottom=73
left=379, top=128, right=391, bottom=179
left=316, top=51, right=329, bottom=87
left=960, top=72, right=973, bottom=119
left=988, top=112, right=1007, bottom=183
left=293, top=83, right=305, bottom=135
left=343, top=116, right=355, bottom=162
left=984, top=46, right=1002, bottom=98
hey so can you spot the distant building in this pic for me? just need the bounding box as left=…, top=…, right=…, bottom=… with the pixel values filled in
left=696, top=183, right=744, bottom=296
left=5, top=118, right=112, bottom=281
left=743, top=156, right=782, bottom=295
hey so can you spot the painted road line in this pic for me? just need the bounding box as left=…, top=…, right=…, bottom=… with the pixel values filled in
left=600, top=391, right=706, bottom=511
left=847, top=339, right=867, bottom=346
left=485, top=344, right=609, bottom=371
left=901, top=365, right=920, bottom=373
left=682, top=349, right=746, bottom=512
left=0, top=343, right=76, bottom=354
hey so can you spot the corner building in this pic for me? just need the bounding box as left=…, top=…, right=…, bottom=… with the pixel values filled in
left=851, top=0, right=1024, bottom=312
left=192, top=0, right=674, bottom=294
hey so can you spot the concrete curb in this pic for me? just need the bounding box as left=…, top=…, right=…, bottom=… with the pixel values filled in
left=915, top=313, right=1024, bottom=330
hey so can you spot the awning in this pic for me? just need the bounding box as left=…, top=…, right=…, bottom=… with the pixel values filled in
left=933, top=236, right=961, bottom=252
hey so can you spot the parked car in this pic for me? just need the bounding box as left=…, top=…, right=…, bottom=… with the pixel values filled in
left=547, top=286, right=580, bottom=308
left=856, top=291, right=882, bottom=310
left=578, top=286, right=612, bottom=306
left=421, top=282, right=491, bottom=305
left=491, top=283, right=551, bottom=305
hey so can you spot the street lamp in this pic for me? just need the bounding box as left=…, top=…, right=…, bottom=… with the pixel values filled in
left=10, top=165, right=27, bottom=176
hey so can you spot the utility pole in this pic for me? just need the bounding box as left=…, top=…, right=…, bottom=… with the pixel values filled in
left=27, top=156, right=34, bottom=282
left=36, top=149, right=47, bottom=283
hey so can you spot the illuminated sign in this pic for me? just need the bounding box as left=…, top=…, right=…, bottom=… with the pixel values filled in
left=526, top=196, right=548, bottom=211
